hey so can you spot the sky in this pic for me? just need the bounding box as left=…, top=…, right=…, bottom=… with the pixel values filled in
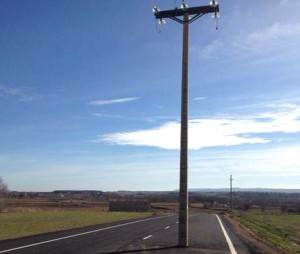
left=1, top=0, right=300, bottom=192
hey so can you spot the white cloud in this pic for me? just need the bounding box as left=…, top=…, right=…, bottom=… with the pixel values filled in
left=98, top=104, right=300, bottom=150
left=101, top=121, right=180, bottom=150
left=88, top=97, right=138, bottom=105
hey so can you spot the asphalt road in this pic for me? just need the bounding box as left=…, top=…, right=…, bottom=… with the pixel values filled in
left=0, top=213, right=252, bottom=254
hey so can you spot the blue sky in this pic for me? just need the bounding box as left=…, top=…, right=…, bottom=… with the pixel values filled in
left=1, top=0, right=300, bottom=191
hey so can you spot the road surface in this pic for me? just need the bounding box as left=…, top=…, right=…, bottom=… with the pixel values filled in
left=0, top=213, right=252, bottom=254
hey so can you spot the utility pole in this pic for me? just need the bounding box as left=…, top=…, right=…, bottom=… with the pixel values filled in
left=153, top=1, right=219, bottom=248
left=229, top=174, right=233, bottom=211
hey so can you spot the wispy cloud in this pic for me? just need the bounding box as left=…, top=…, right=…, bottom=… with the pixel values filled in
left=0, top=85, right=39, bottom=102
left=188, top=146, right=300, bottom=187
left=92, top=112, right=176, bottom=123
left=88, top=97, right=138, bottom=106
left=140, top=115, right=178, bottom=124
left=193, top=97, right=206, bottom=101
left=194, top=40, right=221, bottom=59
left=197, top=21, right=300, bottom=61
left=97, top=104, right=300, bottom=150
left=241, top=22, right=300, bottom=53
left=93, top=113, right=122, bottom=118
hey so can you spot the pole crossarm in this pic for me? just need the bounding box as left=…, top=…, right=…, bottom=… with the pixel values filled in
left=154, top=5, right=219, bottom=24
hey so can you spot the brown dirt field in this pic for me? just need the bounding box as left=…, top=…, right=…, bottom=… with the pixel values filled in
left=2, top=198, right=108, bottom=212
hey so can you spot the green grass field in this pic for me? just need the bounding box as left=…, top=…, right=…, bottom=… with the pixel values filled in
left=0, top=211, right=152, bottom=240
left=234, top=211, right=300, bottom=254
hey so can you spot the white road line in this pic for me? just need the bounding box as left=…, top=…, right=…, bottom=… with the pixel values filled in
left=142, top=235, right=152, bottom=240
left=0, top=216, right=172, bottom=254
left=164, top=226, right=170, bottom=229
left=215, top=214, right=237, bottom=254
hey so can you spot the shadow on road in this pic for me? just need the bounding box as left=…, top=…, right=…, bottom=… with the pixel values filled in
left=97, top=246, right=182, bottom=254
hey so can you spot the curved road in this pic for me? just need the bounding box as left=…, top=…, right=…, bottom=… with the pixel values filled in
left=0, top=213, right=251, bottom=254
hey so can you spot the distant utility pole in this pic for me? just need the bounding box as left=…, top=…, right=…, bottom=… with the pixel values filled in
left=229, top=174, right=233, bottom=211
left=153, top=1, right=219, bottom=248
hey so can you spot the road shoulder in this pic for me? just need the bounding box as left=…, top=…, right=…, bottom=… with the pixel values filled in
left=224, top=214, right=290, bottom=254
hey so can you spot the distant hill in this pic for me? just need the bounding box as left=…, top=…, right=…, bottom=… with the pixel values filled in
left=188, top=188, right=300, bottom=193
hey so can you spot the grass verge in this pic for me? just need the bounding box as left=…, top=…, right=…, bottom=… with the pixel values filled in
left=233, top=211, right=300, bottom=254
left=0, top=211, right=152, bottom=240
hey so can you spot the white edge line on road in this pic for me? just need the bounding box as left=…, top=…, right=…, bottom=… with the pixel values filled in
left=142, top=235, right=152, bottom=240
left=215, top=214, right=237, bottom=254
left=0, top=216, right=172, bottom=254
left=164, top=226, right=170, bottom=230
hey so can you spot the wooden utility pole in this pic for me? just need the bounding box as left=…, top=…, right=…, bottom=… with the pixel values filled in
left=153, top=2, right=219, bottom=247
